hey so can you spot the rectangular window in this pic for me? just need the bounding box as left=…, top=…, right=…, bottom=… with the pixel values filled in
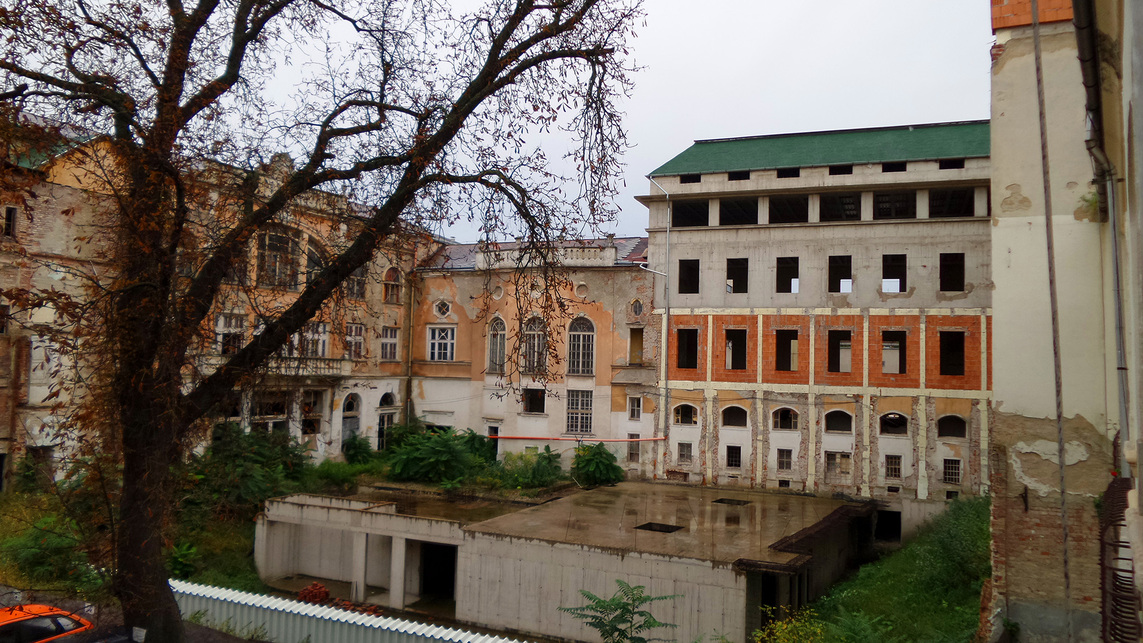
left=257, top=230, right=300, bottom=290
left=929, top=188, right=975, bottom=218
left=344, top=265, right=367, bottom=299
left=777, top=448, right=792, bottom=471
left=567, top=390, right=593, bottom=433
left=3, top=206, right=16, bottom=237
left=345, top=323, right=365, bottom=360
left=726, top=258, right=748, bottom=293
left=522, top=388, right=545, bottom=414
left=885, top=454, right=902, bottom=479
left=828, top=164, right=853, bottom=175
left=719, top=198, right=758, bottom=226
left=828, top=255, right=852, bottom=293
left=882, top=254, right=907, bottom=293
left=725, top=329, right=747, bottom=370
left=776, top=167, right=800, bottom=178
left=768, top=195, right=809, bottom=224
left=679, top=174, right=701, bottom=184
left=428, top=326, right=456, bottom=361
left=628, top=396, right=642, bottom=420
left=827, top=330, right=852, bottom=373
left=820, top=193, right=861, bottom=222
left=678, top=442, right=693, bottom=464
left=775, top=329, right=798, bottom=371
left=881, top=330, right=907, bottom=374
left=628, top=328, right=644, bottom=364
left=882, top=161, right=907, bottom=173
left=939, top=253, right=966, bottom=291
left=726, top=445, right=742, bottom=468
left=568, top=325, right=595, bottom=376
left=380, top=326, right=398, bottom=361
left=300, top=322, right=328, bottom=357
left=943, top=459, right=962, bottom=485
left=378, top=413, right=396, bottom=450
left=728, top=170, right=751, bottom=181
left=215, top=313, right=245, bottom=355
left=939, top=331, right=966, bottom=376
left=301, top=389, right=323, bottom=434
left=678, top=259, right=700, bottom=294
left=776, top=257, right=799, bottom=293
left=825, top=451, right=852, bottom=475
left=677, top=328, right=699, bottom=369
left=939, top=158, right=966, bottom=170
left=873, top=191, right=917, bottom=219
left=672, top=200, right=708, bottom=227
left=628, top=433, right=640, bottom=463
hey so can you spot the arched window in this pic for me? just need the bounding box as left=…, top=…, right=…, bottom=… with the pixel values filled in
left=345, top=264, right=367, bottom=300
left=772, top=408, right=798, bottom=430
left=341, top=394, right=361, bottom=441
left=673, top=404, right=698, bottom=425
left=379, top=392, right=396, bottom=407
left=257, top=228, right=301, bottom=289
left=488, top=319, right=506, bottom=374
left=825, top=410, right=852, bottom=433
left=937, top=415, right=967, bottom=438
left=879, top=413, right=909, bottom=435
left=305, top=241, right=326, bottom=286
left=523, top=318, right=546, bottom=373
left=567, top=318, right=595, bottom=376
left=722, top=406, right=748, bottom=427
left=382, top=267, right=402, bottom=304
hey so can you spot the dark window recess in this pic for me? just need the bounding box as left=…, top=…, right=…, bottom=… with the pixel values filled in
left=882, top=161, right=907, bottom=173
left=522, top=389, right=545, bottom=413
left=939, top=331, right=966, bottom=376
left=825, top=411, right=852, bottom=432
left=720, top=198, right=758, bottom=226
left=873, top=191, right=917, bottom=219
left=726, top=258, right=748, bottom=293
left=887, top=485, right=900, bottom=493
left=725, top=329, right=747, bottom=370
left=679, top=174, right=701, bottom=184
left=726, top=446, right=742, bottom=468
left=776, top=167, right=800, bottom=178
left=3, top=206, right=16, bottom=236
left=728, top=170, right=751, bottom=181
left=820, top=193, right=861, bottom=222
left=880, top=413, right=909, bottom=435
left=938, top=415, right=968, bottom=438
left=946, top=490, right=960, bottom=500
left=713, top=497, right=750, bottom=506
left=672, top=200, right=709, bottom=227
left=882, top=254, right=907, bottom=292
left=882, top=330, right=907, bottom=374
left=768, top=195, right=809, bottom=224
left=829, top=164, right=853, bottom=175
left=677, top=328, right=699, bottom=369
left=929, top=188, right=975, bottom=218
left=827, top=330, right=852, bottom=373
left=723, top=406, right=747, bottom=426
left=678, top=259, right=700, bottom=294
left=939, top=253, right=966, bottom=291
left=776, top=257, right=799, bottom=293
left=778, top=479, right=791, bottom=488
left=939, top=158, right=966, bottom=169
left=775, top=330, right=798, bottom=371
left=636, top=521, right=683, bottom=533
left=828, top=255, right=852, bottom=293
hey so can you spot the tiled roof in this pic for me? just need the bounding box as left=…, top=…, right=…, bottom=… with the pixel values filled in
left=649, top=120, right=989, bottom=177
left=421, top=237, right=648, bottom=270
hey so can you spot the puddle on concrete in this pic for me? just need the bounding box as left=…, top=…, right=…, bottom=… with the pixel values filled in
left=357, top=489, right=524, bottom=524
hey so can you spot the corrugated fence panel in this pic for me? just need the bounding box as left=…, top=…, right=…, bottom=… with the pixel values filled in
left=170, top=580, right=532, bottom=643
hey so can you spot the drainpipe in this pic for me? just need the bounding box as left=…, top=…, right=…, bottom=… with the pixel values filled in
left=647, top=176, right=671, bottom=479
left=402, top=257, right=417, bottom=426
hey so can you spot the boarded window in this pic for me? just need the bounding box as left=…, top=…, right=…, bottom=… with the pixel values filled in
left=820, top=193, right=861, bottom=222
left=939, top=253, right=966, bottom=291
left=726, top=258, right=748, bottom=293
left=775, top=330, right=798, bottom=371
left=827, top=330, right=852, bottom=373
left=677, top=328, right=699, bottom=369
left=929, top=188, right=975, bottom=217
left=776, top=257, right=799, bottom=293
left=672, top=200, right=709, bottom=227
left=937, top=415, right=968, bottom=438
left=828, top=255, right=852, bottom=293
left=939, top=331, right=966, bottom=376
left=882, top=330, right=907, bottom=374
left=825, top=451, right=852, bottom=475
left=769, top=195, right=809, bottom=224
left=880, top=413, right=908, bottom=435
left=725, top=329, right=747, bottom=370
left=882, top=254, right=907, bottom=293
left=720, top=198, right=758, bottom=226
left=825, top=410, right=852, bottom=432
left=678, top=259, right=700, bottom=294
left=873, top=191, right=917, bottom=219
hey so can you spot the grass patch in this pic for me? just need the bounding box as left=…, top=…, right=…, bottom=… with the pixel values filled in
left=181, top=520, right=271, bottom=594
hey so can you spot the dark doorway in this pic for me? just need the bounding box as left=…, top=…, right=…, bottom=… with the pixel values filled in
left=420, top=542, right=457, bottom=600
left=875, top=510, right=902, bottom=542
left=745, top=572, right=781, bottom=634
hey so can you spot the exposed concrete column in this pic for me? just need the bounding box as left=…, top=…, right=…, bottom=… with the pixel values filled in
left=778, top=574, right=791, bottom=619
left=351, top=532, right=367, bottom=603
left=917, top=190, right=929, bottom=219
left=917, top=395, right=929, bottom=500
left=758, top=196, right=768, bottom=225
left=807, top=194, right=820, bottom=223
left=707, top=198, right=717, bottom=227
left=289, top=389, right=303, bottom=439
left=973, top=186, right=988, bottom=217
left=860, top=192, right=874, bottom=222
left=859, top=394, right=872, bottom=497
left=977, top=398, right=990, bottom=494
left=389, top=536, right=407, bottom=609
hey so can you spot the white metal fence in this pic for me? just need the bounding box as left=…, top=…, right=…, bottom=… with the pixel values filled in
left=170, top=580, right=531, bottom=643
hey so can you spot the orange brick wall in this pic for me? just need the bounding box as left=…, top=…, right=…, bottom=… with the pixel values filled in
left=815, top=315, right=864, bottom=387
left=761, top=314, right=811, bottom=385
left=867, top=316, right=922, bottom=389
left=668, top=315, right=706, bottom=381
left=710, top=315, right=758, bottom=383
left=926, top=316, right=983, bottom=391
left=992, top=0, right=1073, bottom=30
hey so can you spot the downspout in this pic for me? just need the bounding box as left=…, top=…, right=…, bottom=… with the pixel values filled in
left=402, top=262, right=417, bottom=426
left=647, top=176, right=671, bottom=479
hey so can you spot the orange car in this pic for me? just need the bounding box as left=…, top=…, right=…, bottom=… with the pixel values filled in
left=0, top=604, right=93, bottom=643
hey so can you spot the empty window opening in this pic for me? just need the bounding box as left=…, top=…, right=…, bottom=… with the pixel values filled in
left=677, top=328, right=699, bottom=369
left=674, top=404, right=698, bottom=425
left=672, top=200, right=709, bottom=227
left=3, top=206, right=16, bottom=237
left=873, top=191, right=917, bottom=219
left=875, top=510, right=902, bottom=542
left=775, top=330, right=799, bottom=372
left=773, top=408, right=798, bottom=431
left=722, top=406, right=747, bottom=427
left=929, top=188, right=975, bottom=217
left=943, top=459, right=962, bottom=485
left=776, top=167, right=800, bottom=179
left=946, top=490, right=960, bottom=500
left=939, top=253, right=966, bottom=291
left=728, top=170, right=751, bottom=181
left=777, top=479, right=791, bottom=488
left=522, top=389, right=545, bottom=414
left=629, top=327, right=644, bottom=364
left=776, top=257, right=799, bottom=293
left=880, top=413, right=908, bottom=435
left=301, top=390, right=323, bottom=434
left=827, top=330, right=852, bottom=373
left=828, top=256, right=852, bottom=293
left=820, top=193, right=861, bottom=222
left=882, top=161, right=907, bottom=173
left=828, top=164, right=853, bottom=175
left=937, top=415, right=968, bottom=438
left=677, top=442, right=693, bottom=463
left=628, top=396, right=642, bottom=421
left=678, top=259, right=700, bottom=294
left=720, top=198, right=758, bottom=226
left=884, top=454, right=903, bottom=479
left=825, top=410, right=853, bottom=433
left=887, top=485, right=900, bottom=493
left=939, top=158, right=966, bottom=170
left=882, top=254, right=907, bottom=293
left=713, top=497, right=751, bottom=506
left=726, top=446, right=742, bottom=468
left=768, top=195, right=809, bottom=224
left=777, top=449, right=793, bottom=471
left=627, top=433, right=640, bottom=462
left=487, top=426, right=499, bottom=457
left=881, top=330, right=907, bottom=374
left=725, top=329, right=747, bottom=370
left=726, top=258, right=749, bottom=293
left=939, top=331, right=966, bottom=376
left=636, top=521, right=683, bottom=533
left=679, top=174, right=701, bottom=184
left=825, top=451, right=852, bottom=475
left=566, top=390, right=593, bottom=433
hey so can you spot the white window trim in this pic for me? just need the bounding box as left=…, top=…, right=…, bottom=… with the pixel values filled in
left=428, top=325, right=456, bottom=361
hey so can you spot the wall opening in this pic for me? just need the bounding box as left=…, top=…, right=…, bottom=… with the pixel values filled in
left=768, top=195, right=809, bottom=224
left=775, top=330, right=798, bottom=371
left=677, top=329, right=699, bottom=369
left=873, top=191, right=917, bottom=219
left=881, top=254, right=907, bottom=293
left=820, top=193, right=861, bottom=222
left=678, top=259, right=700, bottom=294
left=672, top=199, right=708, bottom=226
left=875, top=510, right=902, bottom=542
left=827, top=330, right=852, bottom=373
left=938, top=331, right=966, bottom=376
left=720, top=198, right=758, bottom=226
left=828, top=255, right=852, bottom=293
left=725, top=329, right=747, bottom=370
left=939, top=253, right=966, bottom=291
left=929, top=188, right=975, bottom=217
left=776, top=257, right=799, bottom=293
left=419, top=542, right=457, bottom=604
left=726, top=258, right=749, bottom=293
left=881, top=330, right=907, bottom=374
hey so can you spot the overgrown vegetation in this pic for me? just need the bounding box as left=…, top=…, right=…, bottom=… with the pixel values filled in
left=571, top=442, right=625, bottom=487
left=559, top=579, right=678, bottom=643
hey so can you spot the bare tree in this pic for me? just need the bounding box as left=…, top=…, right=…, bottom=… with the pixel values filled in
left=0, top=0, right=640, bottom=638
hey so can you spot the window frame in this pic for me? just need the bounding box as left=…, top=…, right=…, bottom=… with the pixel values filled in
left=678, top=259, right=700, bottom=294
left=567, top=317, right=595, bottom=376
left=726, top=445, right=742, bottom=469
left=566, top=389, right=593, bottom=433
left=627, top=433, right=641, bottom=462
left=673, top=404, right=698, bottom=425
left=428, top=325, right=456, bottom=362
left=943, top=458, right=962, bottom=485
left=677, top=442, right=693, bottom=464
left=777, top=448, right=793, bottom=471
left=345, top=322, right=366, bottom=360
left=382, top=267, right=402, bottom=303
left=257, top=228, right=302, bottom=290
left=215, top=312, right=245, bottom=355
left=885, top=454, right=902, bottom=479
left=380, top=326, right=399, bottom=361
left=824, top=410, right=853, bottom=433
left=2, top=204, right=17, bottom=237
left=772, top=408, right=798, bottom=431
left=522, top=388, right=546, bottom=414
left=522, top=318, right=547, bottom=374
left=487, top=318, right=506, bottom=374
left=628, top=396, right=642, bottom=421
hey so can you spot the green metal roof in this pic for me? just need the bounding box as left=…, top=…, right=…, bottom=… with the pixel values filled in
left=649, top=120, right=989, bottom=177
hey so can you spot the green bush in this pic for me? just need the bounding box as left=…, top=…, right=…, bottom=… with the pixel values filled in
left=3, top=515, right=105, bottom=596
left=386, top=429, right=479, bottom=484
left=167, top=541, right=199, bottom=580
left=571, top=442, right=624, bottom=487
left=494, top=447, right=564, bottom=488
left=341, top=433, right=374, bottom=465
left=312, top=460, right=363, bottom=493
left=458, top=430, right=498, bottom=464
left=381, top=421, right=426, bottom=451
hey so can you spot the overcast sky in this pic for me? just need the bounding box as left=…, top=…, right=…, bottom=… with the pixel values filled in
left=490, top=0, right=996, bottom=242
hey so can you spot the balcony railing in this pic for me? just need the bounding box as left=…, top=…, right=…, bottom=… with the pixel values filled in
left=197, top=354, right=353, bottom=377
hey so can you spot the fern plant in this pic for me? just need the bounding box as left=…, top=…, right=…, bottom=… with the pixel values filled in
left=559, top=579, right=678, bottom=643
left=572, top=442, right=625, bottom=486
